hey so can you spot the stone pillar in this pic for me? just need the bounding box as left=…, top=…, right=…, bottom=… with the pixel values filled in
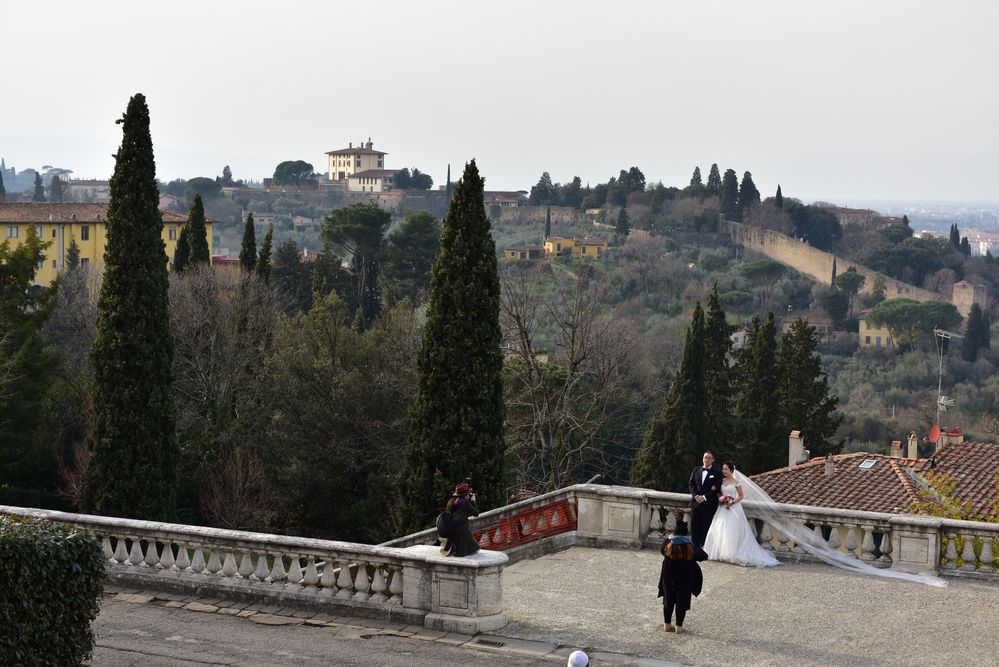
left=888, top=516, right=943, bottom=575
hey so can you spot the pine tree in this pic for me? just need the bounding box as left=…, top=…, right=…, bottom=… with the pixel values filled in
left=544, top=206, right=551, bottom=239
left=173, top=225, right=190, bottom=272
left=401, top=160, right=505, bottom=530
left=50, top=174, right=64, bottom=202
left=732, top=314, right=783, bottom=474
left=65, top=239, right=81, bottom=270
left=720, top=169, right=740, bottom=221
left=949, top=224, right=960, bottom=248
left=961, top=303, right=990, bottom=362
left=775, top=184, right=783, bottom=209
left=705, top=164, right=722, bottom=197
left=631, top=303, right=709, bottom=491
left=257, top=223, right=273, bottom=283
left=703, top=285, right=735, bottom=459
left=81, top=93, right=178, bottom=520
left=187, top=193, right=210, bottom=265
left=690, top=166, right=703, bottom=188
left=33, top=173, right=45, bottom=202
left=616, top=206, right=630, bottom=239
left=738, top=171, right=760, bottom=216
left=240, top=213, right=257, bottom=273
left=777, top=318, right=841, bottom=458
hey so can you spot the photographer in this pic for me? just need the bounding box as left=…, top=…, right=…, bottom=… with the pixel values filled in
left=440, top=481, right=480, bottom=557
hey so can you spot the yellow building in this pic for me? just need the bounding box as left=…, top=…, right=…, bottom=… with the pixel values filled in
left=859, top=309, right=894, bottom=349
left=543, top=236, right=575, bottom=256
left=576, top=236, right=608, bottom=258
left=0, top=203, right=210, bottom=285
left=543, top=236, right=608, bottom=259
left=504, top=244, right=544, bottom=260
left=325, top=139, right=387, bottom=184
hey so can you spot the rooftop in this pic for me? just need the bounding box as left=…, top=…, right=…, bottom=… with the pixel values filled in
left=0, top=202, right=191, bottom=224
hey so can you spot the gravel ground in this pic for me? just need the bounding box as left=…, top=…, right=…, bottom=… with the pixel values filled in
left=501, top=546, right=998, bottom=667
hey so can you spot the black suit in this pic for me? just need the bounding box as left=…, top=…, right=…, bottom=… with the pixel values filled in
left=688, top=465, right=722, bottom=548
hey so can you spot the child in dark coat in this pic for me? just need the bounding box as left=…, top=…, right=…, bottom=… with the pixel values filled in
left=657, top=520, right=703, bottom=634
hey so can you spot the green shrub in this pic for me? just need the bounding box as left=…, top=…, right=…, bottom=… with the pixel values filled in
left=0, top=516, right=105, bottom=665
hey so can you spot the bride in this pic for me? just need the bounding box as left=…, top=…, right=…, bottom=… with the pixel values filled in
left=702, top=460, right=947, bottom=587
left=703, top=461, right=779, bottom=567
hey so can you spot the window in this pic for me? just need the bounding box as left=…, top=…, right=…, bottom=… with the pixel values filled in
left=81, top=258, right=90, bottom=266
left=6, top=226, right=18, bottom=239
left=35, top=225, right=42, bottom=237
left=876, top=336, right=882, bottom=347
left=52, top=229, right=57, bottom=238
left=52, top=260, right=57, bottom=268
left=865, top=336, right=871, bottom=344
left=169, top=226, right=177, bottom=241
left=80, top=225, right=90, bottom=241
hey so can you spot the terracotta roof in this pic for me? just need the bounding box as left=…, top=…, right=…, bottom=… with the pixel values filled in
left=325, top=147, right=387, bottom=156
left=752, top=452, right=924, bottom=514
left=348, top=169, right=396, bottom=179
left=913, top=441, right=999, bottom=517
left=0, top=202, right=193, bottom=224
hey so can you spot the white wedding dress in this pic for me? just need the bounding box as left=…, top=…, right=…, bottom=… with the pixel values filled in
left=703, top=482, right=779, bottom=567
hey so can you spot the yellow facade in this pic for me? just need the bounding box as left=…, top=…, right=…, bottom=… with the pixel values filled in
left=544, top=237, right=575, bottom=256
left=859, top=312, right=894, bottom=349
left=325, top=140, right=387, bottom=182
left=543, top=236, right=607, bottom=259
left=1, top=204, right=210, bottom=286
left=576, top=238, right=608, bottom=258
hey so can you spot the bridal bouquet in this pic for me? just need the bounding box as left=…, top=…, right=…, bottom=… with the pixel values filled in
left=719, top=495, right=735, bottom=509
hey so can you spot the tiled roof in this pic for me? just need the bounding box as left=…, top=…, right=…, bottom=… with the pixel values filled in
left=752, top=452, right=924, bottom=514
left=325, top=147, right=387, bottom=156
left=0, top=203, right=197, bottom=224
left=914, top=441, right=999, bottom=517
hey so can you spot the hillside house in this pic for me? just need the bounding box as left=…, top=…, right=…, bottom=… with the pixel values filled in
left=325, top=139, right=387, bottom=185
left=504, top=244, right=544, bottom=260
left=859, top=308, right=894, bottom=349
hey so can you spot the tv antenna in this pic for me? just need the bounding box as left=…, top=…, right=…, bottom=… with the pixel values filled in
left=933, top=328, right=963, bottom=427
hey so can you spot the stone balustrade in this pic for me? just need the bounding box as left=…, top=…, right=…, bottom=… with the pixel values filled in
left=0, top=506, right=508, bottom=634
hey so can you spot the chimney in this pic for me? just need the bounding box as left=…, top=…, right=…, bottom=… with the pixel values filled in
left=824, top=457, right=834, bottom=476
left=788, top=430, right=805, bottom=467
left=890, top=440, right=902, bottom=458
left=349, top=142, right=352, bottom=149
left=907, top=432, right=918, bottom=459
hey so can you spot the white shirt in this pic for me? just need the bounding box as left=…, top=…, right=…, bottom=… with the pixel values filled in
left=702, top=468, right=709, bottom=484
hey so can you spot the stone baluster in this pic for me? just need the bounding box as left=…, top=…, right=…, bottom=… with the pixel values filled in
left=287, top=556, right=304, bottom=587
left=649, top=506, right=662, bottom=536
left=143, top=541, right=160, bottom=567
left=160, top=542, right=176, bottom=571
left=860, top=527, right=876, bottom=561
left=878, top=530, right=893, bottom=566
left=268, top=553, right=287, bottom=583
left=387, top=566, right=403, bottom=605
left=221, top=550, right=238, bottom=577
left=774, top=525, right=790, bottom=553
left=979, top=537, right=994, bottom=572
left=827, top=526, right=841, bottom=550
left=353, top=561, right=371, bottom=601
left=320, top=559, right=337, bottom=593
left=252, top=552, right=270, bottom=581
left=303, top=557, right=320, bottom=588
left=335, top=561, right=355, bottom=600
left=207, top=549, right=223, bottom=575
left=369, top=564, right=388, bottom=602
left=844, top=526, right=859, bottom=557
left=176, top=542, right=192, bottom=572
left=959, top=534, right=977, bottom=571
left=237, top=552, right=255, bottom=579
left=101, top=536, right=115, bottom=562
left=128, top=538, right=144, bottom=566
left=792, top=526, right=808, bottom=554
left=758, top=522, right=773, bottom=549
left=191, top=546, right=207, bottom=574
left=942, top=530, right=959, bottom=569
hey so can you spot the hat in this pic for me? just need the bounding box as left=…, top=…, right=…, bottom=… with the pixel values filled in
left=567, top=650, right=589, bottom=667
left=673, top=520, right=689, bottom=535
left=453, top=483, right=471, bottom=497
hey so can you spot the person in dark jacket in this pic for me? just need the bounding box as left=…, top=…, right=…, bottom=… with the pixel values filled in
left=440, top=483, right=480, bottom=557
left=657, top=520, right=703, bottom=635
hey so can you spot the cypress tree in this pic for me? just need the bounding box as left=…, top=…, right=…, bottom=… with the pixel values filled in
left=33, top=173, right=45, bottom=202
left=81, top=93, right=178, bottom=520
left=240, top=213, right=257, bottom=273
left=831, top=257, right=837, bottom=285
left=738, top=171, right=760, bottom=216
left=703, top=284, right=735, bottom=459
left=50, top=174, right=64, bottom=202
left=187, top=193, right=210, bottom=265
left=775, top=184, right=783, bottom=209
left=257, top=223, right=273, bottom=283
left=777, top=318, right=841, bottom=458
left=949, top=224, right=960, bottom=248
left=631, top=303, right=709, bottom=491
left=961, top=303, right=990, bottom=362
left=616, top=206, right=630, bottom=239
left=65, top=239, right=81, bottom=270
left=960, top=237, right=971, bottom=256
left=705, top=163, right=722, bottom=197
left=173, top=225, right=190, bottom=272
left=689, top=166, right=703, bottom=188
left=0, top=168, right=6, bottom=202
left=401, top=160, right=505, bottom=530
left=720, top=169, right=740, bottom=221
left=732, top=313, right=782, bottom=474
left=544, top=206, right=551, bottom=239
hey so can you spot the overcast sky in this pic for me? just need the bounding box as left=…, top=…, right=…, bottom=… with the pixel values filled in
left=2, top=1, right=997, bottom=203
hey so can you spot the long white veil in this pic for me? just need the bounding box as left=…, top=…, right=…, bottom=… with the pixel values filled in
left=734, top=471, right=947, bottom=587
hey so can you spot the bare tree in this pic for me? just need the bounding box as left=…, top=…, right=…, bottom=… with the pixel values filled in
left=200, top=447, right=280, bottom=530
left=501, top=263, right=645, bottom=494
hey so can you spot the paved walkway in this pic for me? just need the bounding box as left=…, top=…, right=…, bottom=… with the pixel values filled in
left=501, top=547, right=998, bottom=667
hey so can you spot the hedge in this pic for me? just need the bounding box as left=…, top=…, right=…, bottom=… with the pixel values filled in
left=0, top=516, right=106, bottom=665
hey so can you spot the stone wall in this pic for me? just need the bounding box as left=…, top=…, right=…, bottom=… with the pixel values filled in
left=725, top=220, right=941, bottom=302
left=493, top=206, right=588, bottom=226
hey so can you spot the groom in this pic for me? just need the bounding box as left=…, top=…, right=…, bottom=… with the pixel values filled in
left=688, top=450, right=722, bottom=548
